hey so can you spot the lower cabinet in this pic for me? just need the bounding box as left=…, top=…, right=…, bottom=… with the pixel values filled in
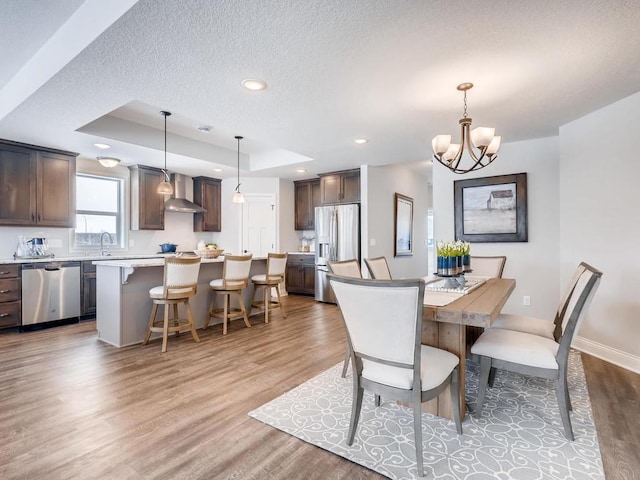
left=286, top=254, right=315, bottom=295
left=81, top=261, right=97, bottom=317
left=0, top=265, right=21, bottom=329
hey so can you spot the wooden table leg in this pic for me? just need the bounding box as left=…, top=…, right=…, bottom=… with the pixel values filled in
left=420, top=320, right=466, bottom=420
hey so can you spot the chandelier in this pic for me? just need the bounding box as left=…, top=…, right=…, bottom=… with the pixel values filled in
left=431, top=83, right=501, bottom=174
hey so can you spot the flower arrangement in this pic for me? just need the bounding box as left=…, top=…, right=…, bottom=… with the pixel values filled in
left=436, top=240, right=471, bottom=275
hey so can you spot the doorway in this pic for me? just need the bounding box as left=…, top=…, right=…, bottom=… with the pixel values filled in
left=241, top=194, right=277, bottom=256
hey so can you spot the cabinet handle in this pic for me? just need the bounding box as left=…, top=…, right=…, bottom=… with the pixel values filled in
left=0, top=271, right=9, bottom=275
left=37, top=214, right=41, bottom=222
left=31, top=213, right=35, bottom=222
left=0, top=313, right=8, bottom=318
left=0, top=290, right=9, bottom=294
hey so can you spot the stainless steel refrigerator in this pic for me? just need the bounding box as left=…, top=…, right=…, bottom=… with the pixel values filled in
left=315, top=204, right=360, bottom=303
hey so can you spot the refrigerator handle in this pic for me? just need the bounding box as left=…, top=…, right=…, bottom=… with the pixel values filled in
left=329, top=209, right=338, bottom=261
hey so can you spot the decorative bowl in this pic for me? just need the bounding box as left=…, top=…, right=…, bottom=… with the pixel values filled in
left=195, top=248, right=224, bottom=259
left=159, top=243, right=178, bottom=253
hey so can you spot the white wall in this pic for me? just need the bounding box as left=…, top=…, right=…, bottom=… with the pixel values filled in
left=432, top=136, right=561, bottom=320
left=559, top=90, right=640, bottom=370
left=363, top=164, right=432, bottom=278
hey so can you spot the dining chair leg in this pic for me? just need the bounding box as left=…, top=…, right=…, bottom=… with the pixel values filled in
left=185, top=300, right=200, bottom=343
left=347, top=380, right=364, bottom=445
left=143, top=303, right=158, bottom=345
left=412, top=390, right=424, bottom=477
left=450, top=367, right=463, bottom=434
left=341, top=342, right=351, bottom=378
left=374, top=394, right=381, bottom=407
left=475, top=356, right=492, bottom=418
left=555, top=377, right=575, bottom=440
left=161, top=304, right=170, bottom=353
left=488, top=366, right=497, bottom=387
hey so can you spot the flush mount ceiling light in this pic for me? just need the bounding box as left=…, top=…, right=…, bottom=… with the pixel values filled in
left=213, top=168, right=223, bottom=172
left=353, top=138, right=368, bottom=144
left=97, top=156, right=120, bottom=168
left=241, top=79, right=267, bottom=91
left=431, top=83, right=501, bottom=174
left=296, top=168, right=307, bottom=173
left=232, top=136, right=245, bottom=203
left=94, top=143, right=111, bottom=149
left=157, top=111, right=174, bottom=195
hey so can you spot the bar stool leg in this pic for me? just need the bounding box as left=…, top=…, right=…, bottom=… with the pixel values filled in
left=264, top=286, right=270, bottom=324
left=237, top=291, right=252, bottom=328
left=275, top=284, right=286, bottom=318
left=161, top=304, right=170, bottom=353
left=143, top=302, right=158, bottom=345
left=173, top=303, right=180, bottom=336
left=185, top=300, right=200, bottom=342
left=222, top=294, right=229, bottom=335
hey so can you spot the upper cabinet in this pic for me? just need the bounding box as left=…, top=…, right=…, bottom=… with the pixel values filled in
left=319, top=168, right=360, bottom=204
left=193, top=176, right=221, bottom=232
left=0, top=139, right=76, bottom=227
left=294, top=178, right=320, bottom=230
left=130, top=165, right=165, bottom=230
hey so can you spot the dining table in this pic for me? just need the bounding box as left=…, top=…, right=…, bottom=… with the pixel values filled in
left=420, top=277, right=516, bottom=420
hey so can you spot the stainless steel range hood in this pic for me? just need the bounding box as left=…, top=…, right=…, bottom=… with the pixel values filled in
left=164, top=174, right=206, bottom=213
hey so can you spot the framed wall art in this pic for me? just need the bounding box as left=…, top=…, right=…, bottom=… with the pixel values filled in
left=394, top=193, right=413, bottom=256
left=454, top=172, right=528, bottom=243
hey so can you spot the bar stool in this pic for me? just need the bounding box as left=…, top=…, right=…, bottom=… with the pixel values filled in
left=205, top=254, right=253, bottom=335
left=250, top=253, right=287, bottom=324
left=143, top=256, right=202, bottom=353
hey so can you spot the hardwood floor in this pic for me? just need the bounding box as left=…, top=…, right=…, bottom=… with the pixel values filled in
left=0, top=294, right=638, bottom=479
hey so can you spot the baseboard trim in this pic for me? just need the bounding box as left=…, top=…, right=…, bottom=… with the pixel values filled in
left=573, top=336, right=640, bottom=375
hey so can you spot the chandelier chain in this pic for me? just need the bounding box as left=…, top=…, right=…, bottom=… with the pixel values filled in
left=463, top=90, right=468, bottom=118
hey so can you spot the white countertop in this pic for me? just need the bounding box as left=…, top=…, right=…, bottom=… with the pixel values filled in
left=93, top=255, right=266, bottom=268
left=0, top=253, right=171, bottom=265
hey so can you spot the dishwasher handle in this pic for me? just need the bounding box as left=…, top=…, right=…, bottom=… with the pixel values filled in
left=45, top=265, right=60, bottom=271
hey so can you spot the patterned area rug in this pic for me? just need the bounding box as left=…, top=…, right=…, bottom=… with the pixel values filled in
left=248, top=351, right=603, bottom=479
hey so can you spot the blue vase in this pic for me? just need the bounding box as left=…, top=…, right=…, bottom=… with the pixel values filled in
left=463, top=254, right=471, bottom=272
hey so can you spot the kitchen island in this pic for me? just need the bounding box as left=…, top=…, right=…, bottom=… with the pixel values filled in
left=94, top=256, right=267, bottom=347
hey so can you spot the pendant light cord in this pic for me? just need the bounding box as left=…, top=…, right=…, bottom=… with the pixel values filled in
left=235, top=135, right=243, bottom=192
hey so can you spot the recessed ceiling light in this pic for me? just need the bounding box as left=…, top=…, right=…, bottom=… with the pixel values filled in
left=94, top=143, right=111, bottom=149
left=241, top=79, right=267, bottom=91
left=296, top=168, right=307, bottom=173
left=213, top=168, right=223, bottom=172
left=354, top=138, right=368, bottom=144
left=197, top=125, right=212, bottom=132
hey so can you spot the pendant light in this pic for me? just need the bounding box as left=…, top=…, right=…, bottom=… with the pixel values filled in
left=232, top=135, right=245, bottom=203
left=157, top=110, right=174, bottom=195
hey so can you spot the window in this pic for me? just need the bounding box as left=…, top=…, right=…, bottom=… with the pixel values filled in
left=74, top=174, right=125, bottom=249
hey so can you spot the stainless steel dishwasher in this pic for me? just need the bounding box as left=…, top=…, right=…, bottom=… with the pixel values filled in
left=22, top=261, right=81, bottom=326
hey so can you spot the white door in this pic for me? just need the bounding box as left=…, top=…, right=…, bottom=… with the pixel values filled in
left=241, top=194, right=276, bottom=256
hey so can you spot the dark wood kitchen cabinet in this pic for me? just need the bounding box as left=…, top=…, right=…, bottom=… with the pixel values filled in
left=81, top=261, right=97, bottom=317
left=294, top=178, right=320, bottom=230
left=0, top=264, right=21, bottom=329
left=130, top=165, right=165, bottom=230
left=319, top=168, right=360, bottom=204
left=285, top=254, right=315, bottom=295
left=0, top=139, right=77, bottom=227
left=193, top=176, right=222, bottom=232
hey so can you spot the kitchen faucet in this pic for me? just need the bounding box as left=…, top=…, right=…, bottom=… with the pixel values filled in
left=100, top=231, right=113, bottom=256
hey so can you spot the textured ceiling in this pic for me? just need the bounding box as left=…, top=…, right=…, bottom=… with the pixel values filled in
left=1, top=0, right=640, bottom=181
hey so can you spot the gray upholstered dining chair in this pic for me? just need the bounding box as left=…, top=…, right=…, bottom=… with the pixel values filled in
left=329, top=274, right=463, bottom=477
left=364, top=256, right=392, bottom=280
left=468, top=255, right=507, bottom=278
left=327, top=259, right=362, bottom=278
left=490, top=263, right=588, bottom=341
left=471, top=262, right=602, bottom=440
left=466, top=255, right=507, bottom=349
left=327, top=259, right=362, bottom=378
